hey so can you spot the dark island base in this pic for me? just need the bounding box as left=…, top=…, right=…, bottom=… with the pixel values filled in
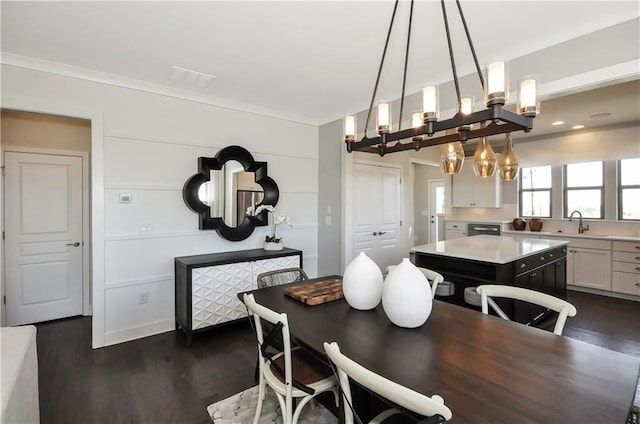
left=412, top=245, right=568, bottom=329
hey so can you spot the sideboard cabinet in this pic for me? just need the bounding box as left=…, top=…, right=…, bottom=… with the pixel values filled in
left=175, top=248, right=302, bottom=344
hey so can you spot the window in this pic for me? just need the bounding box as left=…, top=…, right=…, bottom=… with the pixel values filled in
left=619, top=158, right=640, bottom=220
left=564, top=161, right=603, bottom=219
left=520, top=166, right=551, bottom=217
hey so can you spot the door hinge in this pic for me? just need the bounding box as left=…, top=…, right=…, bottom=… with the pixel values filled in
left=400, top=220, right=403, bottom=227
left=2, top=231, right=4, bottom=241
left=399, top=178, right=402, bottom=184
left=3, top=296, right=5, bottom=305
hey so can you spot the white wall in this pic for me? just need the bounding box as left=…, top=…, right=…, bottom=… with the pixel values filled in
left=1, top=64, right=319, bottom=347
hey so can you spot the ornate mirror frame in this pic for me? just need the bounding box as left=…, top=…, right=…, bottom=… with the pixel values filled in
left=183, top=145, right=279, bottom=241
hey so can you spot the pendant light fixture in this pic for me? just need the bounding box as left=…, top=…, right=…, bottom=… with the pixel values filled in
left=472, top=126, right=496, bottom=178
left=343, top=0, right=539, bottom=163
left=498, top=133, right=519, bottom=181
left=440, top=141, right=465, bottom=175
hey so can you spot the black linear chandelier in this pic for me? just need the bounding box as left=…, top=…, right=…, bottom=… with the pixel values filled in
left=344, top=0, right=540, bottom=181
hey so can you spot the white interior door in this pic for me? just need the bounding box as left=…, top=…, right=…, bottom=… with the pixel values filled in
left=428, top=180, right=445, bottom=243
left=5, top=152, right=83, bottom=325
left=352, top=163, right=402, bottom=270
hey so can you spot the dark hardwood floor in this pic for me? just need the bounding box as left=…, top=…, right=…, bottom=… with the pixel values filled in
left=35, top=290, right=639, bottom=424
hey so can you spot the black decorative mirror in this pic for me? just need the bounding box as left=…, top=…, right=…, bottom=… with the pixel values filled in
left=183, top=145, right=279, bottom=241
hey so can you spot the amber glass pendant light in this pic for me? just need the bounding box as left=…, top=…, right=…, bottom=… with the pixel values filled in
left=473, top=135, right=496, bottom=178
left=440, top=142, right=465, bottom=175
left=498, top=133, right=519, bottom=181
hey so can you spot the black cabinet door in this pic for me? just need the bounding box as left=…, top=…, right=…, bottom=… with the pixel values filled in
left=554, top=259, right=567, bottom=298
left=514, top=269, right=545, bottom=324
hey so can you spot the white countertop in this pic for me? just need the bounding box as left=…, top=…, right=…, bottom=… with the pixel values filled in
left=502, top=230, right=640, bottom=243
left=412, top=235, right=569, bottom=264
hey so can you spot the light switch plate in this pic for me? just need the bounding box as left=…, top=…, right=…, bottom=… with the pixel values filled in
left=119, top=192, right=132, bottom=203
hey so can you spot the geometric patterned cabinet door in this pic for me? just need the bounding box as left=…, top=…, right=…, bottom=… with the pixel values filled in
left=253, top=256, right=301, bottom=278
left=175, top=248, right=303, bottom=345
left=192, top=262, right=253, bottom=330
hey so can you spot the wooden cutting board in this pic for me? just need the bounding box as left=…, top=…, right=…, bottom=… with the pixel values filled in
left=284, top=278, right=344, bottom=306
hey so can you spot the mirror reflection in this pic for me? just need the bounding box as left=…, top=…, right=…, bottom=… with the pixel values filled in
left=197, top=160, right=264, bottom=228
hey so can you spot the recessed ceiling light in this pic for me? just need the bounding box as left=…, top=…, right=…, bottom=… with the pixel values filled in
left=590, top=112, right=612, bottom=120
left=572, top=124, right=585, bottom=130
left=551, top=121, right=565, bottom=126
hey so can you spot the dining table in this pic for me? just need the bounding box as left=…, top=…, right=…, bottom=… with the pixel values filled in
left=245, top=276, right=639, bottom=423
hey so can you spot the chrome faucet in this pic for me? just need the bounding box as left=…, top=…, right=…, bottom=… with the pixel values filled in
left=568, top=210, right=590, bottom=234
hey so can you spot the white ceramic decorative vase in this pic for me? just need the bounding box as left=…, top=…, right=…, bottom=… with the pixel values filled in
left=342, top=252, right=383, bottom=310
left=382, top=258, right=432, bottom=328
left=264, top=241, right=284, bottom=251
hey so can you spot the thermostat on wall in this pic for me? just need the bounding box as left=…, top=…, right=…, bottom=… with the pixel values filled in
left=119, top=192, right=132, bottom=203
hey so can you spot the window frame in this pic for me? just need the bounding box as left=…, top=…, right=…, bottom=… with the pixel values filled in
left=519, top=165, right=552, bottom=218
left=618, top=158, right=640, bottom=221
left=563, top=161, right=604, bottom=219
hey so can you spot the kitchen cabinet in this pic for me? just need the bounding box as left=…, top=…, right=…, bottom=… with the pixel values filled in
left=612, top=241, right=640, bottom=296
left=451, top=165, right=501, bottom=208
left=544, top=236, right=612, bottom=291
left=413, top=238, right=567, bottom=326
left=567, top=238, right=611, bottom=291
left=174, top=248, right=302, bottom=345
left=568, top=247, right=612, bottom=290
left=514, top=256, right=567, bottom=323
left=445, top=221, right=468, bottom=240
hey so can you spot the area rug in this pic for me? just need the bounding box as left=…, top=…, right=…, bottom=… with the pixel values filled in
left=207, top=385, right=337, bottom=424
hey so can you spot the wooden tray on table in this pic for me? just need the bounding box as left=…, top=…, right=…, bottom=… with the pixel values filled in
left=284, top=277, right=344, bottom=306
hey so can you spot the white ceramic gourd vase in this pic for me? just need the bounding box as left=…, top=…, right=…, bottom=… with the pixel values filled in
left=382, top=258, right=433, bottom=328
left=342, top=252, right=383, bottom=310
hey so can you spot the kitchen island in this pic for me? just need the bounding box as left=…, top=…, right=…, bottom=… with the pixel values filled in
left=412, top=235, right=570, bottom=325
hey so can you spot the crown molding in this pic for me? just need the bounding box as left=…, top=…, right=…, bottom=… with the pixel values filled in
left=1, top=52, right=319, bottom=126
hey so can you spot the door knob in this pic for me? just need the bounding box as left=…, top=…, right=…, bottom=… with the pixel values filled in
left=372, top=232, right=378, bottom=236
left=65, top=242, right=80, bottom=247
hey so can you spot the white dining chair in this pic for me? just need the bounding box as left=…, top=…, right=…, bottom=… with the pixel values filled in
left=475, top=285, right=577, bottom=335
left=386, top=265, right=443, bottom=299
left=324, top=341, right=452, bottom=424
left=244, top=293, right=338, bottom=424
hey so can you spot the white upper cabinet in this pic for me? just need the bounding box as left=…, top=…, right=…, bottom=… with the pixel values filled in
left=451, top=164, right=501, bottom=208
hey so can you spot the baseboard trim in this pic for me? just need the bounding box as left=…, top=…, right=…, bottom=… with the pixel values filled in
left=104, top=318, right=175, bottom=347
left=568, top=285, right=640, bottom=302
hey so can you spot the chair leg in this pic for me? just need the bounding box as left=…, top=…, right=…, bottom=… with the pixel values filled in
left=253, top=374, right=266, bottom=424
left=292, top=395, right=315, bottom=424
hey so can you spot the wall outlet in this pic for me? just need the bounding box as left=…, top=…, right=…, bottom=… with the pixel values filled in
left=141, top=224, right=153, bottom=232
left=138, top=292, right=149, bottom=304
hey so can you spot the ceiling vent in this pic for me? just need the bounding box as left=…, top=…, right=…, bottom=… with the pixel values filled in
left=170, top=66, right=216, bottom=88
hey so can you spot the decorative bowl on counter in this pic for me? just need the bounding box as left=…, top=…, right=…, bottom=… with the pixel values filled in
left=529, top=218, right=543, bottom=232
left=512, top=218, right=526, bottom=231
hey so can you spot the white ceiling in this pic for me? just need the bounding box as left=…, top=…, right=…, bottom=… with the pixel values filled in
left=1, top=1, right=639, bottom=127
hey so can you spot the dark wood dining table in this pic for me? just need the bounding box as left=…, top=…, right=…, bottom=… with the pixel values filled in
left=245, top=276, right=639, bottom=423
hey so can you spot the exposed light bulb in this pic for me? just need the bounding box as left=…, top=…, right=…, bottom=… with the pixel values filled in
left=498, top=133, right=519, bottom=181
